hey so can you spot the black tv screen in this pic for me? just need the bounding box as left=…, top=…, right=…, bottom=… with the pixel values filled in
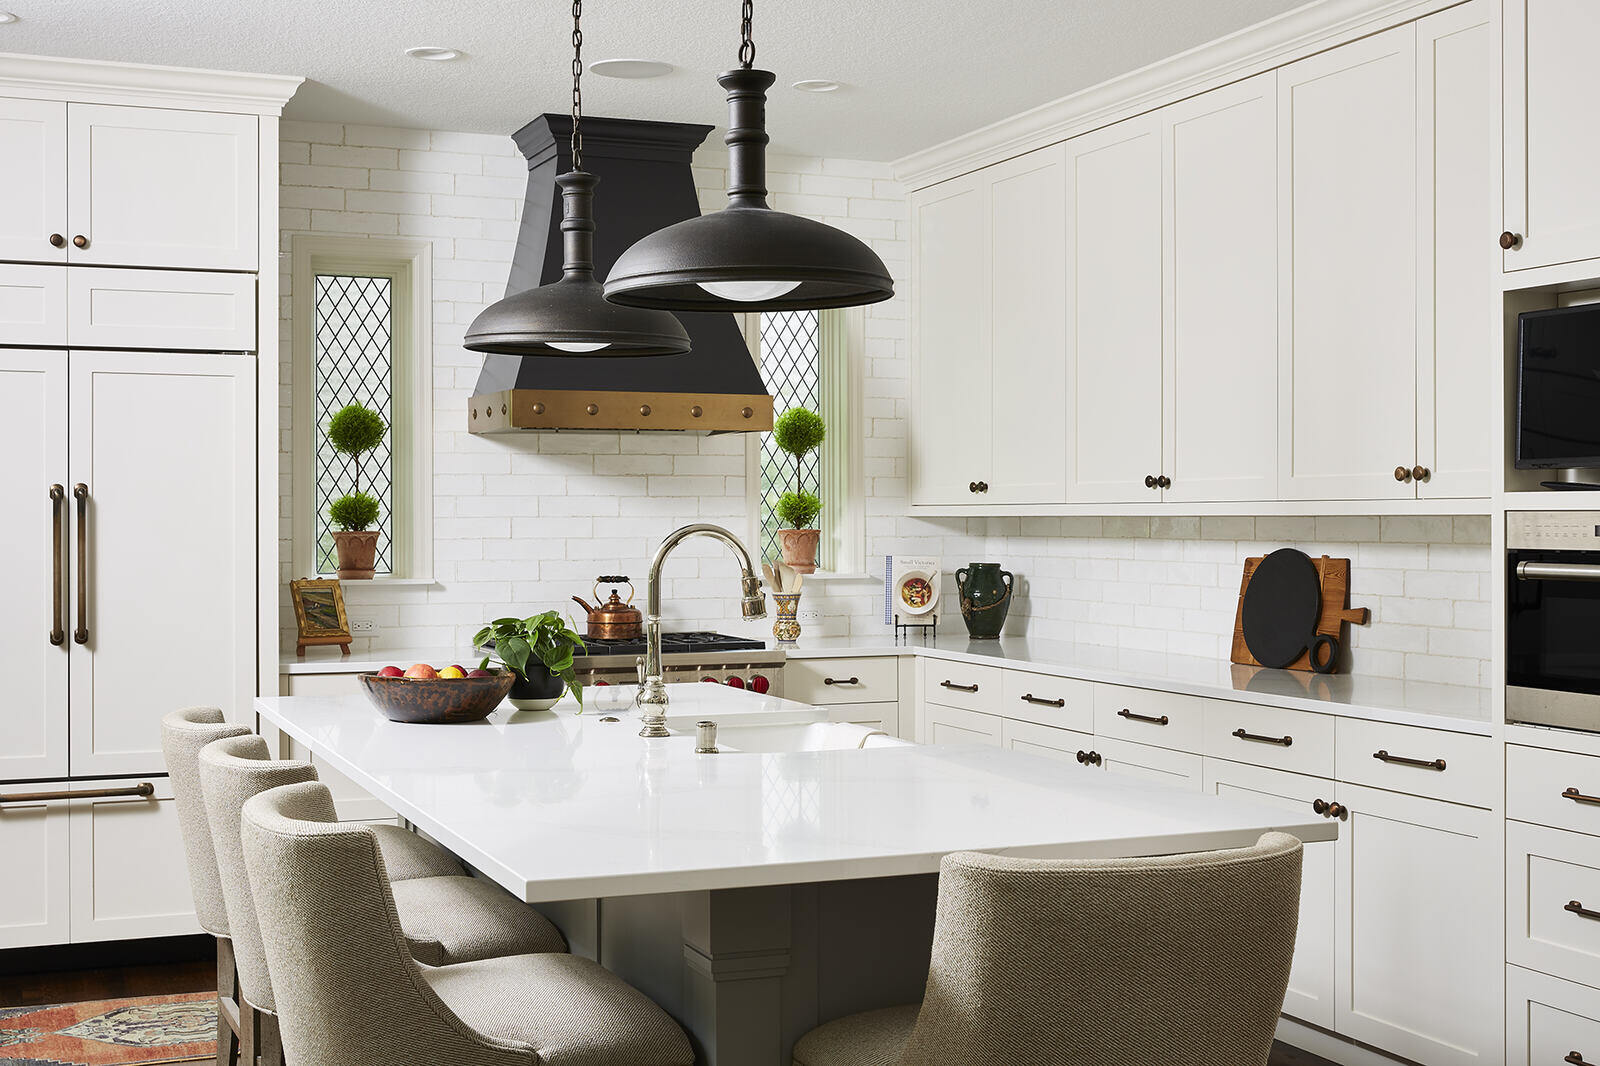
left=1518, top=303, right=1600, bottom=468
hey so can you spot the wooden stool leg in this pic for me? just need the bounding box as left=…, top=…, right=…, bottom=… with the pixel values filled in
left=215, top=937, right=241, bottom=1066
left=259, top=1008, right=286, bottom=1066
left=239, top=1002, right=259, bottom=1066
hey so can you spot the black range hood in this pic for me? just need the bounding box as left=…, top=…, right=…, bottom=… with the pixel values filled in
left=468, top=115, right=774, bottom=434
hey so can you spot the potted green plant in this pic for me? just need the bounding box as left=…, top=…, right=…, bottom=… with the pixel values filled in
left=772, top=406, right=826, bottom=574
left=325, top=402, right=387, bottom=580
left=474, top=611, right=587, bottom=711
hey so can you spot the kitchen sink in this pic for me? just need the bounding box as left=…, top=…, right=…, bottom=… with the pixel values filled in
left=710, top=720, right=910, bottom=754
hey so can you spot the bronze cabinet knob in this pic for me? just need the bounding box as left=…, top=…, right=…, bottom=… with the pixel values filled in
left=1499, top=230, right=1522, bottom=250
left=585, top=403, right=599, bottom=415
left=48, top=233, right=65, bottom=248
left=1144, top=474, right=1158, bottom=489
left=1157, top=474, right=1171, bottom=489
left=1412, top=465, right=1430, bottom=482
left=969, top=481, right=979, bottom=493
left=71, top=234, right=87, bottom=249
left=1394, top=466, right=1412, bottom=482
left=979, top=481, right=988, bottom=492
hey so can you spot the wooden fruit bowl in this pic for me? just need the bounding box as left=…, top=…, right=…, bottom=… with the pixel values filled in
left=357, top=670, right=514, bottom=724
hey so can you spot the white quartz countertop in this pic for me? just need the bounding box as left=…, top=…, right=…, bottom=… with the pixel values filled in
left=282, top=631, right=1490, bottom=735
left=256, top=684, right=1336, bottom=903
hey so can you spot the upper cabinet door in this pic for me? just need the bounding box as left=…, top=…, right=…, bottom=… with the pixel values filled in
left=1064, top=115, right=1164, bottom=504
left=1505, top=0, right=1600, bottom=271
left=1277, top=25, right=1419, bottom=501
left=1160, top=74, right=1278, bottom=504
left=0, top=98, right=66, bottom=264
left=988, top=146, right=1068, bottom=505
left=910, top=173, right=992, bottom=506
left=66, top=104, right=257, bottom=271
left=1417, top=0, right=1493, bottom=499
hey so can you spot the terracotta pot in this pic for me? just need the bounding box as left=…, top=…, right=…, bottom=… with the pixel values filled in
left=332, top=530, right=379, bottom=580
left=777, top=528, right=820, bottom=574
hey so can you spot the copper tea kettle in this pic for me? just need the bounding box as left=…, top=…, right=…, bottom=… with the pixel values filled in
left=573, top=576, right=644, bottom=640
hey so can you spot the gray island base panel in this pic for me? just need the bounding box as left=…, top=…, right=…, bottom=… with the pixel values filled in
left=256, top=684, right=1334, bottom=1065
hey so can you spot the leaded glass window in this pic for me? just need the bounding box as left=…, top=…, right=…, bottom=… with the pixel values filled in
left=757, top=309, right=822, bottom=565
left=312, top=274, right=394, bottom=575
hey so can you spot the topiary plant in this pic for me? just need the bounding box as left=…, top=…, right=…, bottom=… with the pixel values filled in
left=325, top=403, right=387, bottom=534
left=329, top=491, right=380, bottom=533
left=772, top=407, right=826, bottom=530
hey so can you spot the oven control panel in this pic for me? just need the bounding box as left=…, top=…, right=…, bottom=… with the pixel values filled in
left=1508, top=511, right=1600, bottom=550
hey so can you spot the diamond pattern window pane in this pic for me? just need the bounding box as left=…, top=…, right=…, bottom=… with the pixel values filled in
left=758, top=310, right=821, bottom=566
left=312, top=275, right=394, bottom=575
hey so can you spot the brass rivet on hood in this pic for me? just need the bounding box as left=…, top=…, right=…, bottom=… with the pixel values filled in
left=742, top=407, right=753, bottom=418
left=532, top=402, right=546, bottom=415
left=586, top=403, right=599, bottom=415
left=691, top=405, right=703, bottom=417
left=639, top=404, right=651, bottom=416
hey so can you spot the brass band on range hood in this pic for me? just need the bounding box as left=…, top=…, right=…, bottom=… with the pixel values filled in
left=469, top=389, right=774, bottom=433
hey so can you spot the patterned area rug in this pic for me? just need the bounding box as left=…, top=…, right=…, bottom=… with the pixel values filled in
left=0, top=993, right=215, bottom=1065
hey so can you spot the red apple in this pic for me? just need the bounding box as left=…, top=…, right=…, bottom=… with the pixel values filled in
left=467, top=668, right=494, bottom=678
left=403, top=663, right=437, bottom=680
left=377, top=666, right=404, bottom=678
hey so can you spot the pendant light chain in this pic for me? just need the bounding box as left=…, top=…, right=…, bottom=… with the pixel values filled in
left=571, top=0, right=584, bottom=170
left=738, top=0, right=755, bottom=69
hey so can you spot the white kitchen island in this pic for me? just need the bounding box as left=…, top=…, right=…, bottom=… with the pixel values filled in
left=257, top=683, right=1335, bottom=1065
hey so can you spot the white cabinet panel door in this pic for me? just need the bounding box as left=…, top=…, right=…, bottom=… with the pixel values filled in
left=1065, top=115, right=1164, bottom=503
left=922, top=704, right=1002, bottom=747
left=0, top=788, right=72, bottom=948
left=68, top=777, right=199, bottom=942
left=1202, top=760, right=1337, bottom=1030
left=67, top=268, right=257, bottom=351
left=0, top=350, right=68, bottom=782
left=0, top=97, right=66, bottom=264
left=910, top=174, right=990, bottom=505
left=1161, top=74, right=1278, bottom=504
left=1277, top=26, right=1418, bottom=501
left=0, top=263, right=67, bottom=346
left=1335, top=782, right=1499, bottom=1066
left=1504, top=0, right=1600, bottom=271
left=1096, top=737, right=1202, bottom=792
left=68, top=351, right=255, bottom=776
left=1507, top=965, right=1600, bottom=1066
left=1416, top=1, right=1493, bottom=499
left=989, top=146, right=1068, bottom=504
left=66, top=104, right=257, bottom=271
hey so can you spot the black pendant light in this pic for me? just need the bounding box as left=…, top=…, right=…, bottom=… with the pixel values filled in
left=464, top=0, right=689, bottom=357
left=602, top=0, right=894, bottom=312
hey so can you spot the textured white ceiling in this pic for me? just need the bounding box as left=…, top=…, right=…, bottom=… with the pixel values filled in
left=1, top=0, right=1308, bottom=160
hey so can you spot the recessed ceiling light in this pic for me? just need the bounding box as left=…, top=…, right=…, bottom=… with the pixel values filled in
left=792, top=79, right=842, bottom=93
left=0, top=12, right=19, bottom=24
left=589, top=58, right=673, bottom=80
left=404, top=45, right=463, bottom=62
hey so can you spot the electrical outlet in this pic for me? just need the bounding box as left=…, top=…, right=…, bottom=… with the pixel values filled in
left=348, top=616, right=378, bottom=636
left=797, top=607, right=822, bottom=624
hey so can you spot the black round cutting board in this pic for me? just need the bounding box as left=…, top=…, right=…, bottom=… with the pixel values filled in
left=1241, top=548, right=1322, bottom=669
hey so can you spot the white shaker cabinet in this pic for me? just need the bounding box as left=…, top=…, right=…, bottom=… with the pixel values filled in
left=68, top=777, right=198, bottom=942
left=1504, top=0, right=1600, bottom=272
left=1276, top=24, right=1419, bottom=501
left=67, top=350, right=257, bottom=777
left=1063, top=114, right=1164, bottom=504
left=0, top=784, right=72, bottom=949
left=0, top=97, right=66, bottom=264
left=0, top=350, right=69, bottom=782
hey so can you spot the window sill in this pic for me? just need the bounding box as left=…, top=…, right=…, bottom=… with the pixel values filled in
left=317, top=576, right=438, bottom=588
left=799, top=570, right=877, bottom=583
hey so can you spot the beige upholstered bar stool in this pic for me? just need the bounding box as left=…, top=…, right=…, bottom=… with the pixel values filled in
left=159, top=707, right=252, bottom=1066
left=198, top=734, right=568, bottom=1066
left=792, top=832, right=1304, bottom=1066
left=242, top=779, right=696, bottom=1066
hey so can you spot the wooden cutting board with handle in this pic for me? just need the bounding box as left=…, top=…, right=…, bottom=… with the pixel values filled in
left=1230, top=555, right=1370, bottom=672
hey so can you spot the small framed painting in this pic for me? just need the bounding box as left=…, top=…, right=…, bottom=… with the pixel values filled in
left=290, top=578, right=352, bottom=656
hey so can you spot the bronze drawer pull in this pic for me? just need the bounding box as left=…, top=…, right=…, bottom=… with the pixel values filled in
left=1563, top=787, right=1600, bottom=806
left=1021, top=693, right=1066, bottom=708
left=1076, top=750, right=1102, bottom=767
left=73, top=483, right=89, bottom=645
left=1566, top=901, right=1600, bottom=922
left=49, top=484, right=65, bottom=646
left=940, top=680, right=979, bottom=693
left=1567, top=1053, right=1592, bottom=1066
left=1233, top=728, right=1292, bottom=747
left=0, top=782, right=154, bottom=804
left=823, top=676, right=860, bottom=686
left=1372, top=749, right=1445, bottom=771
left=1118, top=708, right=1169, bottom=726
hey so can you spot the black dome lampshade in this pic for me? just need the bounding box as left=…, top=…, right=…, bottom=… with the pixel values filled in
left=603, top=67, right=895, bottom=313
left=464, top=170, right=690, bottom=356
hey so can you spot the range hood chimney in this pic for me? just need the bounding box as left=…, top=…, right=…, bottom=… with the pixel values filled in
left=468, top=115, right=774, bottom=434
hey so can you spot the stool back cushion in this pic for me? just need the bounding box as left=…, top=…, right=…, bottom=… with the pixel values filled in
left=159, top=706, right=250, bottom=937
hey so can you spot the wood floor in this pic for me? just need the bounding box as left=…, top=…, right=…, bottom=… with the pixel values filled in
left=0, top=945, right=1337, bottom=1065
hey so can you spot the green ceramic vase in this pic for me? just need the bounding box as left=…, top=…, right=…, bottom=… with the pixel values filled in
left=956, top=562, right=1012, bottom=639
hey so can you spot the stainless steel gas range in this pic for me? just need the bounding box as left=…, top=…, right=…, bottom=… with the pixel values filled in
left=574, top=631, right=785, bottom=697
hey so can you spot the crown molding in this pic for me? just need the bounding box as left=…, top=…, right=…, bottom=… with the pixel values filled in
left=892, top=0, right=1458, bottom=190
left=0, top=52, right=302, bottom=114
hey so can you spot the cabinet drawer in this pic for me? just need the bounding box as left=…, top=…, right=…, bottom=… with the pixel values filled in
left=923, top=703, right=1002, bottom=747
left=0, top=264, right=65, bottom=345
left=1097, top=737, right=1203, bottom=793
left=1334, top=718, right=1495, bottom=808
left=1510, top=743, right=1600, bottom=837
left=1508, top=964, right=1600, bottom=1066
left=787, top=657, right=899, bottom=705
left=825, top=702, right=898, bottom=736
left=1509, top=820, right=1600, bottom=988
left=1202, top=701, right=1334, bottom=778
left=68, top=268, right=256, bottom=351
left=1000, top=718, right=1094, bottom=767
left=0, top=780, right=71, bottom=948
left=922, top=661, right=1002, bottom=714
left=68, top=776, right=198, bottom=943
left=1093, top=683, right=1204, bottom=752
left=1000, top=669, right=1093, bottom=732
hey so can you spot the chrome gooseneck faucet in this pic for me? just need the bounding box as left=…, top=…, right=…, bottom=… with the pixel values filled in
left=638, top=523, right=766, bottom=738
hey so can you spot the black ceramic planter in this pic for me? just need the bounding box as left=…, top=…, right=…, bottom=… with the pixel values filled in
left=509, top=663, right=565, bottom=710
